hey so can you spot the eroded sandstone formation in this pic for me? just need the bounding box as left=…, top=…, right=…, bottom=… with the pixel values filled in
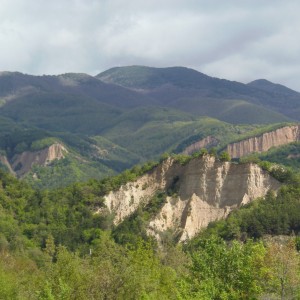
left=227, top=125, right=300, bottom=158
left=0, top=155, right=15, bottom=174
left=103, top=155, right=280, bottom=241
left=2, top=143, right=68, bottom=177
left=182, top=136, right=219, bottom=155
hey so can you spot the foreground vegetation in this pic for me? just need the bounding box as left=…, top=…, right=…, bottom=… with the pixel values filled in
left=0, top=154, right=300, bottom=299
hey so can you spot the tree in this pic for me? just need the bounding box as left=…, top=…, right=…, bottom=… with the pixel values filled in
left=219, top=151, right=231, bottom=162
left=182, top=237, right=267, bottom=299
left=209, top=147, right=217, bottom=156
left=44, top=234, right=56, bottom=263
left=264, top=239, right=300, bottom=299
left=160, top=152, right=170, bottom=162
left=117, top=240, right=179, bottom=299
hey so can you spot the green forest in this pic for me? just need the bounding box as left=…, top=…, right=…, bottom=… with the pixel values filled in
left=0, top=151, right=300, bottom=299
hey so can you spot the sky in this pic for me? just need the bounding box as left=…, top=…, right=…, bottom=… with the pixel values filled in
left=1, top=0, right=300, bottom=91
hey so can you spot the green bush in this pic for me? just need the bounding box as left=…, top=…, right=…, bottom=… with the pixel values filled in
left=30, top=138, right=59, bottom=151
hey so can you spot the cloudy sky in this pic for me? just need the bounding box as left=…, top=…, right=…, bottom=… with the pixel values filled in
left=1, top=0, right=300, bottom=90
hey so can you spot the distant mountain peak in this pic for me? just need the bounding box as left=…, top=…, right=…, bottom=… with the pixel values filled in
left=248, top=78, right=300, bottom=95
left=96, top=65, right=211, bottom=91
left=249, top=78, right=273, bottom=85
left=0, top=71, right=24, bottom=77
left=59, top=72, right=91, bottom=79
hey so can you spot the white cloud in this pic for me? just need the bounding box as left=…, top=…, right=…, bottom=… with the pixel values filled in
left=0, top=0, right=300, bottom=90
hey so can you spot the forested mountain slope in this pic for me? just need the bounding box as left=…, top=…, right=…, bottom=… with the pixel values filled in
left=1, top=67, right=300, bottom=188
left=97, top=65, right=300, bottom=122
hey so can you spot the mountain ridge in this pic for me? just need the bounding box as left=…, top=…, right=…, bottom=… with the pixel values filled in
left=97, top=65, right=300, bottom=122
left=1, top=66, right=299, bottom=127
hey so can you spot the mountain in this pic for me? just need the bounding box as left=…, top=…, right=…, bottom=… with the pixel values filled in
left=1, top=67, right=300, bottom=187
left=248, top=79, right=300, bottom=120
left=0, top=71, right=154, bottom=109
left=248, top=78, right=300, bottom=97
left=0, top=71, right=155, bottom=135
left=97, top=65, right=300, bottom=123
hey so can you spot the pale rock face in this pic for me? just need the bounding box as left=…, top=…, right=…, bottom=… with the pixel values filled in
left=11, top=143, right=68, bottom=176
left=0, top=155, right=15, bottom=174
left=227, top=125, right=300, bottom=158
left=104, top=155, right=280, bottom=241
left=182, top=136, right=218, bottom=155
left=104, top=173, right=161, bottom=224
left=104, top=158, right=182, bottom=224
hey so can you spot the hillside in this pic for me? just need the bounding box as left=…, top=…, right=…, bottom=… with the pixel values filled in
left=0, top=119, right=117, bottom=187
left=0, top=72, right=153, bottom=135
left=1, top=67, right=298, bottom=137
left=1, top=67, right=300, bottom=188
left=258, top=142, right=300, bottom=170
left=0, top=91, right=271, bottom=188
left=0, top=113, right=298, bottom=189
left=97, top=65, right=299, bottom=123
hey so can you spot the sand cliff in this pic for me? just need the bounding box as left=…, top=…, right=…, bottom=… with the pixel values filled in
left=103, top=155, right=280, bottom=241
left=227, top=125, right=300, bottom=158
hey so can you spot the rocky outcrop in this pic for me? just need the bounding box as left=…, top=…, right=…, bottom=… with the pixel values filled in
left=103, top=158, right=182, bottom=224
left=227, top=125, right=300, bottom=158
left=1, top=143, right=68, bottom=177
left=0, top=155, right=15, bottom=174
left=103, top=155, right=280, bottom=241
left=182, top=136, right=219, bottom=155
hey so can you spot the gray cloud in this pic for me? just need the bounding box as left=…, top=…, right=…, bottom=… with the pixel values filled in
left=1, top=0, right=300, bottom=90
